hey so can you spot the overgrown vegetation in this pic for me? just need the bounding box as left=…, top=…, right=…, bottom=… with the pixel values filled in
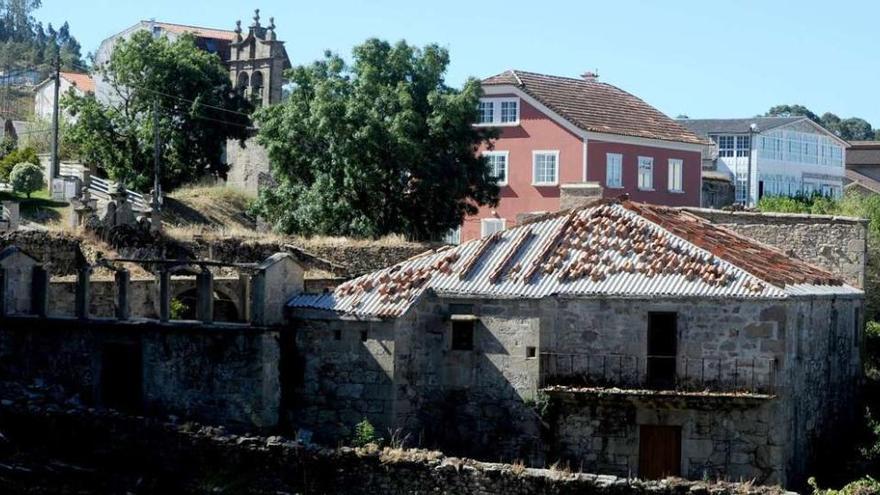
left=809, top=476, right=880, bottom=495
left=0, top=145, right=38, bottom=182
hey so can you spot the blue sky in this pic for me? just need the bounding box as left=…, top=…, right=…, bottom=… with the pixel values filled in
left=36, top=0, right=880, bottom=126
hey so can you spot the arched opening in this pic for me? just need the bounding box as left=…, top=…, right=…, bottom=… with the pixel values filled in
left=236, top=71, right=250, bottom=96
left=251, top=71, right=264, bottom=107
left=173, top=287, right=240, bottom=322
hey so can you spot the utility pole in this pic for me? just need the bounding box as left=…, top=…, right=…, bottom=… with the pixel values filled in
left=153, top=98, right=162, bottom=210
left=50, top=53, right=61, bottom=180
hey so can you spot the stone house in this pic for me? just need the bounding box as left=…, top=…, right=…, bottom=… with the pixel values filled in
left=287, top=199, right=863, bottom=488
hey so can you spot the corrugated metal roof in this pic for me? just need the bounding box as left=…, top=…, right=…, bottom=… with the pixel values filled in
left=288, top=202, right=860, bottom=319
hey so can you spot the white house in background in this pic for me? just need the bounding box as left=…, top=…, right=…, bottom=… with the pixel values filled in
left=33, top=72, right=95, bottom=122
left=679, top=117, right=848, bottom=206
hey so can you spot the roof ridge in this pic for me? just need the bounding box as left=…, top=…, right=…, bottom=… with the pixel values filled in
left=144, top=20, right=235, bottom=33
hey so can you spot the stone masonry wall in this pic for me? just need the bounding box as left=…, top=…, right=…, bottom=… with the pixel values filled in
left=0, top=317, right=280, bottom=429
left=684, top=208, right=867, bottom=288
left=290, top=316, right=397, bottom=443
left=0, top=385, right=793, bottom=494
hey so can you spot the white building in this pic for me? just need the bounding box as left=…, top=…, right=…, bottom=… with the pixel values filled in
left=33, top=72, right=94, bottom=122
left=680, top=117, right=847, bottom=206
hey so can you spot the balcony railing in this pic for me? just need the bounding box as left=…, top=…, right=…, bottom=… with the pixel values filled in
left=539, top=353, right=777, bottom=395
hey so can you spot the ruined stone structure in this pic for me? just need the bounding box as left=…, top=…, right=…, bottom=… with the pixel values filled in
left=287, top=200, right=863, bottom=488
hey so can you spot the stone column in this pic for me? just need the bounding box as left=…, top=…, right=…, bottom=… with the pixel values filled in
left=158, top=269, right=170, bottom=322
left=238, top=272, right=251, bottom=323
left=196, top=269, right=214, bottom=324
left=3, top=201, right=19, bottom=231
left=74, top=265, right=92, bottom=320
left=30, top=265, right=49, bottom=317
left=115, top=269, right=130, bottom=320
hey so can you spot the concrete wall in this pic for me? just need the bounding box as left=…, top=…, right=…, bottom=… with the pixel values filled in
left=225, top=136, right=273, bottom=194
left=0, top=317, right=280, bottom=429
left=683, top=208, right=867, bottom=288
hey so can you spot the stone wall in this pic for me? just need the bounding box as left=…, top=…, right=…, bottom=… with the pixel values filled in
left=0, top=230, right=85, bottom=275
left=0, top=385, right=793, bottom=494
left=0, top=317, right=280, bottom=429
left=683, top=208, right=867, bottom=288
left=225, top=137, right=273, bottom=195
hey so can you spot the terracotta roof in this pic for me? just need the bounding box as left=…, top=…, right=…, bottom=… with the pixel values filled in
left=482, top=70, right=708, bottom=145
left=60, top=72, right=94, bottom=93
left=150, top=21, right=237, bottom=41
left=289, top=201, right=855, bottom=319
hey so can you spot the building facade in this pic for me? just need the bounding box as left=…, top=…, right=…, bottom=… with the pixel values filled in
left=680, top=117, right=848, bottom=207
left=288, top=200, right=863, bottom=488
left=33, top=71, right=94, bottom=122
left=456, top=70, right=707, bottom=242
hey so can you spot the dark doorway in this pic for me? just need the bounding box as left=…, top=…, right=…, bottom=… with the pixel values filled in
left=639, top=425, right=682, bottom=479
left=758, top=180, right=764, bottom=199
left=647, top=312, right=677, bottom=389
left=100, top=341, right=142, bottom=412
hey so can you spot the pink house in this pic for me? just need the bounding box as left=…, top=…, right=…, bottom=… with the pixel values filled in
left=459, top=70, right=708, bottom=242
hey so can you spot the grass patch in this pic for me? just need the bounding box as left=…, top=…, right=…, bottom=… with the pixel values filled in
left=0, top=188, right=69, bottom=223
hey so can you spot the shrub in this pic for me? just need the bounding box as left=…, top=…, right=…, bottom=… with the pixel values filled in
left=169, top=298, right=188, bottom=320
left=353, top=418, right=381, bottom=447
left=0, top=146, right=39, bottom=182
left=809, top=476, right=880, bottom=495
left=10, top=162, right=43, bottom=198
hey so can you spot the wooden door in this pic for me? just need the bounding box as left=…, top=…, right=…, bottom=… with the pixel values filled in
left=639, top=425, right=681, bottom=479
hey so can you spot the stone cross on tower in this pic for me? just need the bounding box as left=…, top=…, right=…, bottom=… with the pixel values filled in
left=228, top=9, right=290, bottom=107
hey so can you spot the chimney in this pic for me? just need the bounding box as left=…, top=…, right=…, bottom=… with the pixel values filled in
left=581, top=70, right=599, bottom=82
left=560, top=182, right=604, bottom=210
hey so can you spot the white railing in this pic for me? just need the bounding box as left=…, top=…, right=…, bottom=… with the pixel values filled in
left=88, top=176, right=149, bottom=212
left=59, top=163, right=86, bottom=181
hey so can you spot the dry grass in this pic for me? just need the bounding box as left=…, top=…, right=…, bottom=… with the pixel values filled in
left=548, top=460, right=572, bottom=478
left=510, top=459, right=527, bottom=476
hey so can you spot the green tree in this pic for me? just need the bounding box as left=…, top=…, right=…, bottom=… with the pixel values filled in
left=254, top=38, right=499, bottom=240
left=9, top=161, right=42, bottom=197
left=766, top=104, right=821, bottom=122
left=63, top=31, right=252, bottom=191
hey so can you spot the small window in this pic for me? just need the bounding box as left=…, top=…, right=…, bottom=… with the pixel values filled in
left=481, top=218, right=505, bottom=238
left=638, top=156, right=654, bottom=190
left=484, top=151, right=508, bottom=186
left=334, top=329, right=342, bottom=341
left=360, top=330, right=368, bottom=342
left=667, top=159, right=683, bottom=192
left=500, top=100, right=518, bottom=123
left=443, top=226, right=462, bottom=245
left=452, top=320, right=475, bottom=351
left=716, top=135, right=735, bottom=157
left=526, top=346, right=537, bottom=359
left=532, top=151, right=559, bottom=186
left=477, top=101, right=494, bottom=124
left=606, top=153, right=622, bottom=188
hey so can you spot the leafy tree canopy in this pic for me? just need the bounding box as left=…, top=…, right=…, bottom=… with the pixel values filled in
left=9, top=161, right=42, bottom=197
left=765, top=104, right=879, bottom=141
left=63, top=31, right=252, bottom=191
left=254, top=38, right=499, bottom=240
